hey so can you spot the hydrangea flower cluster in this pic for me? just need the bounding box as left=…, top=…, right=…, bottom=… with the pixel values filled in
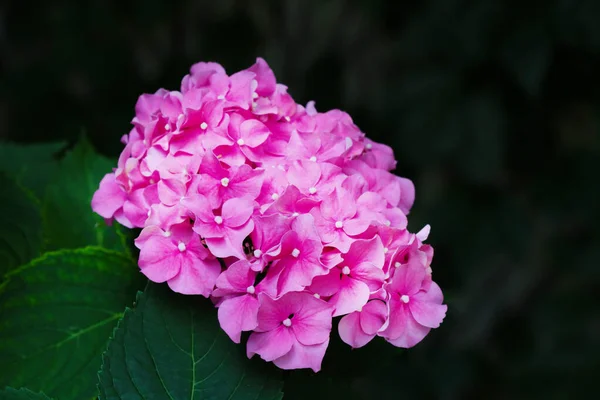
left=92, top=58, right=447, bottom=372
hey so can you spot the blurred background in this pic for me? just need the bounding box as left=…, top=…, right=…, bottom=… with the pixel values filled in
left=1, top=0, right=598, bottom=398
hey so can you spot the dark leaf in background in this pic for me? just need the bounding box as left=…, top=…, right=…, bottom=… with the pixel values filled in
left=42, top=137, right=129, bottom=253
left=0, top=248, right=145, bottom=400
left=0, top=142, right=66, bottom=200
left=0, top=387, right=52, bottom=400
left=0, top=175, right=42, bottom=277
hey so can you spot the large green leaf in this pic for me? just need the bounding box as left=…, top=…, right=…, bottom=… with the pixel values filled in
left=0, top=142, right=66, bottom=199
left=0, top=247, right=145, bottom=399
left=0, top=388, right=52, bottom=400
left=0, top=175, right=42, bottom=277
left=99, top=282, right=284, bottom=400
left=41, top=137, right=128, bottom=253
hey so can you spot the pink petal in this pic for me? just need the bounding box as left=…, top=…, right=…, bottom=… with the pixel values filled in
left=91, top=173, right=127, bottom=219
left=273, top=339, right=329, bottom=373
left=388, top=260, right=427, bottom=296
left=408, top=298, right=447, bottom=329
left=309, top=268, right=342, bottom=298
left=218, top=295, right=259, bottom=343
left=214, top=260, right=255, bottom=295
left=379, top=298, right=430, bottom=348
left=254, top=293, right=291, bottom=332
left=248, top=57, right=276, bottom=97
left=291, top=296, right=333, bottom=345
left=351, top=262, right=385, bottom=291
left=247, top=327, right=294, bottom=362
left=138, top=236, right=180, bottom=282
left=343, top=236, right=385, bottom=271
left=330, top=277, right=371, bottom=317
left=338, top=312, right=375, bottom=349
left=240, top=119, right=270, bottom=147
left=167, top=255, right=221, bottom=297
left=222, top=197, right=255, bottom=228
left=359, top=300, right=387, bottom=335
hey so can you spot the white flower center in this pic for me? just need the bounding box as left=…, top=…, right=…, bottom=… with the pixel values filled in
left=178, top=242, right=186, bottom=252
left=383, top=247, right=389, bottom=254
left=384, top=220, right=391, bottom=226
left=291, top=248, right=300, bottom=258
left=400, top=295, right=410, bottom=303
left=282, top=318, right=292, bottom=327
left=164, top=123, right=171, bottom=131
left=200, top=122, right=208, bottom=130
left=220, top=178, right=230, bottom=187
left=237, top=138, right=245, bottom=146
left=217, top=94, right=225, bottom=100
left=271, top=193, right=279, bottom=201
left=395, top=261, right=401, bottom=268
left=308, top=186, right=317, bottom=194
left=309, top=156, right=317, bottom=162
left=214, top=216, right=223, bottom=225
left=335, top=220, right=343, bottom=229
left=253, top=249, right=262, bottom=258
left=292, top=212, right=299, bottom=217
left=341, top=266, right=351, bottom=275
left=313, top=293, right=321, bottom=299
left=163, top=231, right=172, bottom=238
left=365, top=143, right=373, bottom=149
left=246, top=285, right=255, bottom=295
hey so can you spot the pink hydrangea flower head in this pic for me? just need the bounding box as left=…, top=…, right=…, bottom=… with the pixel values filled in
left=92, top=56, right=446, bottom=371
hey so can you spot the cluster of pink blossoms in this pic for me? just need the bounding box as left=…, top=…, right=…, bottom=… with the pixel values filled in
left=92, top=58, right=447, bottom=372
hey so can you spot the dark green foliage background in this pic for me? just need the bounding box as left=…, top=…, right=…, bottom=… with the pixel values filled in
left=1, top=0, right=598, bottom=398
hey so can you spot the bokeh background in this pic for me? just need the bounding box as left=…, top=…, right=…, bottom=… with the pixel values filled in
left=1, top=0, right=598, bottom=398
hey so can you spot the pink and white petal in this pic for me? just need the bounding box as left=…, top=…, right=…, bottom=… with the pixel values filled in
left=273, top=339, right=329, bottom=373
left=351, top=262, right=385, bottom=291
left=409, top=299, right=447, bottom=329
left=291, top=300, right=333, bottom=345
left=240, top=119, right=270, bottom=147
left=330, top=278, right=371, bottom=317
left=214, top=260, right=255, bottom=294
left=384, top=316, right=431, bottom=349
left=167, top=256, right=221, bottom=297
left=389, top=260, right=427, bottom=296
left=217, top=295, right=259, bottom=343
left=222, top=197, right=255, bottom=228
left=91, top=173, right=126, bottom=219
left=359, top=300, right=388, bottom=335
left=338, top=312, right=375, bottom=349
left=246, top=327, right=294, bottom=362
left=308, top=269, right=342, bottom=298
left=344, top=236, right=385, bottom=271
left=138, top=237, right=180, bottom=282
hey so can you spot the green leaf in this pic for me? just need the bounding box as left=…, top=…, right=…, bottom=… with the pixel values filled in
left=41, top=137, right=126, bottom=253
left=0, top=174, right=42, bottom=277
left=99, top=282, right=284, bottom=400
left=0, top=247, right=145, bottom=400
left=0, top=387, right=52, bottom=400
left=0, top=142, right=66, bottom=199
